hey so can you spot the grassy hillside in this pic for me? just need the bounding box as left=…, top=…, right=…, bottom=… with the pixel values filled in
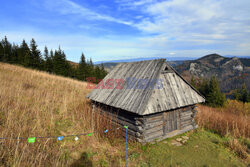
left=0, top=63, right=248, bottom=166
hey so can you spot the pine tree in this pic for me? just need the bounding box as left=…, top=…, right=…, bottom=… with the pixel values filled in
left=11, top=43, right=19, bottom=64
left=44, top=46, right=53, bottom=72
left=206, top=76, right=225, bottom=107
left=239, top=84, right=249, bottom=103
left=52, top=48, right=62, bottom=75
left=233, top=89, right=241, bottom=101
left=89, top=58, right=95, bottom=78
left=77, top=53, right=87, bottom=80
left=18, top=40, right=30, bottom=66
left=30, top=38, right=42, bottom=69
left=100, top=63, right=107, bottom=79
left=233, top=83, right=250, bottom=103
left=95, top=66, right=101, bottom=80
left=1, top=36, right=12, bottom=62
left=0, top=36, right=107, bottom=84
left=52, top=46, right=71, bottom=76
left=198, top=78, right=209, bottom=96
left=0, top=42, right=4, bottom=61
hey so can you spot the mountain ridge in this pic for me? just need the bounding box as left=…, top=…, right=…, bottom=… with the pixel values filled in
left=99, top=54, right=250, bottom=93
left=175, top=54, right=250, bottom=92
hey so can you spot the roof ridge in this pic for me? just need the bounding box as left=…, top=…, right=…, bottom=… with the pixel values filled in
left=119, top=58, right=166, bottom=64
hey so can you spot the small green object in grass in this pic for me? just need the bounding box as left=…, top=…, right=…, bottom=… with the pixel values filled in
left=28, top=137, right=36, bottom=143
left=88, top=133, right=93, bottom=136
left=124, top=126, right=128, bottom=129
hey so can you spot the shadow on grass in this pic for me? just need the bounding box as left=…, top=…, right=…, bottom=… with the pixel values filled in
left=70, top=152, right=93, bottom=167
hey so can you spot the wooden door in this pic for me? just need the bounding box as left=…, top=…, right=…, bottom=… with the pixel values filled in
left=163, top=110, right=180, bottom=134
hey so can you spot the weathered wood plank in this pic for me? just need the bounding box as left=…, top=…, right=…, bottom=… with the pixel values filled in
left=144, top=120, right=163, bottom=130
left=144, top=125, right=163, bottom=135
left=144, top=130, right=164, bottom=140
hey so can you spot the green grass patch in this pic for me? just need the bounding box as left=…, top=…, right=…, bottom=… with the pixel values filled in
left=134, top=129, right=246, bottom=167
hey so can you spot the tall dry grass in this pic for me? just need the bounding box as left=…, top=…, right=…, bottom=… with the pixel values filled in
left=0, top=63, right=124, bottom=166
left=196, top=100, right=250, bottom=138
left=196, top=101, right=250, bottom=160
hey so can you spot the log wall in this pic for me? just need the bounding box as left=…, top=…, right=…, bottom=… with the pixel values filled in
left=92, top=101, right=197, bottom=143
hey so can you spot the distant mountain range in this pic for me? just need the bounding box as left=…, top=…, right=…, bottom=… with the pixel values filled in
left=98, top=54, right=250, bottom=93
left=94, top=56, right=199, bottom=64
left=175, top=54, right=250, bottom=93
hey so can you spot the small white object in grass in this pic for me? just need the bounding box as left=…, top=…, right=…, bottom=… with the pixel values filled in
left=75, top=136, right=79, bottom=141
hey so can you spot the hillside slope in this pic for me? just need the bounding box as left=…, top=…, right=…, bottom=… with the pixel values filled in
left=176, top=54, right=250, bottom=92
left=0, top=63, right=247, bottom=166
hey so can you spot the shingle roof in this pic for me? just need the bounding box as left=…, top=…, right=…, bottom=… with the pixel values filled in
left=87, top=59, right=205, bottom=115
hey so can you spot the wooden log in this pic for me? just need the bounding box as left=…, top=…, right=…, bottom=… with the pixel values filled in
left=155, top=124, right=196, bottom=142
left=115, top=119, right=143, bottom=133
left=120, top=127, right=143, bottom=138
left=96, top=110, right=144, bottom=133
left=98, top=108, right=139, bottom=126
left=144, top=125, right=163, bottom=135
left=180, top=111, right=192, bottom=117
left=144, top=120, right=163, bottom=130
left=181, top=119, right=192, bottom=125
left=143, top=115, right=163, bottom=123
left=181, top=121, right=194, bottom=129
left=144, top=130, right=163, bottom=141
left=180, top=115, right=192, bottom=121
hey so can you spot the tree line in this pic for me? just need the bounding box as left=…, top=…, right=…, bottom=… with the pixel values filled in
left=0, top=36, right=107, bottom=82
left=232, top=84, right=250, bottom=103
left=191, top=76, right=226, bottom=107
left=191, top=76, right=250, bottom=107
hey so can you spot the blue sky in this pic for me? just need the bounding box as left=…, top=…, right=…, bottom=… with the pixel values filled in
left=0, top=0, right=250, bottom=62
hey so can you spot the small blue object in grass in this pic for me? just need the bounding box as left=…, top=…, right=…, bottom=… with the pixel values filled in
left=57, top=136, right=63, bottom=141
left=104, top=130, right=108, bottom=133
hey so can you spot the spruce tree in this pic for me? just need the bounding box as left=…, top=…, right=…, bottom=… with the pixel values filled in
left=44, top=46, right=53, bottom=72
left=1, top=36, right=12, bottom=62
left=77, top=53, right=87, bottom=80
left=0, top=42, right=4, bottom=61
left=30, top=38, right=42, bottom=69
left=52, top=47, right=71, bottom=76
left=94, top=66, right=101, bottom=80
left=18, top=40, right=30, bottom=66
left=206, top=76, right=225, bottom=107
left=11, top=43, right=18, bottom=64
left=239, top=84, right=249, bottom=103
left=100, top=63, right=107, bottom=79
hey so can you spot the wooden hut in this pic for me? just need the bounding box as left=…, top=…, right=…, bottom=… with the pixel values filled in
left=87, top=59, right=205, bottom=143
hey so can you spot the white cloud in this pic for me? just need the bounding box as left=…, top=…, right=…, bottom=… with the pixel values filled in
left=44, top=0, right=133, bottom=25
left=126, top=0, right=250, bottom=54
left=116, top=0, right=155, bottom=8
left=2, top=0, right=250, bottom=62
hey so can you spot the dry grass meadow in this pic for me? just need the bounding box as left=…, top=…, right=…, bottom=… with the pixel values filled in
left=196, top=101, right=250, bottom=159
left=0, top=63, right=127, bottom=166
left=0, top=62, right=249, bottom=166
left=196, top=101, right=250, bottom=138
